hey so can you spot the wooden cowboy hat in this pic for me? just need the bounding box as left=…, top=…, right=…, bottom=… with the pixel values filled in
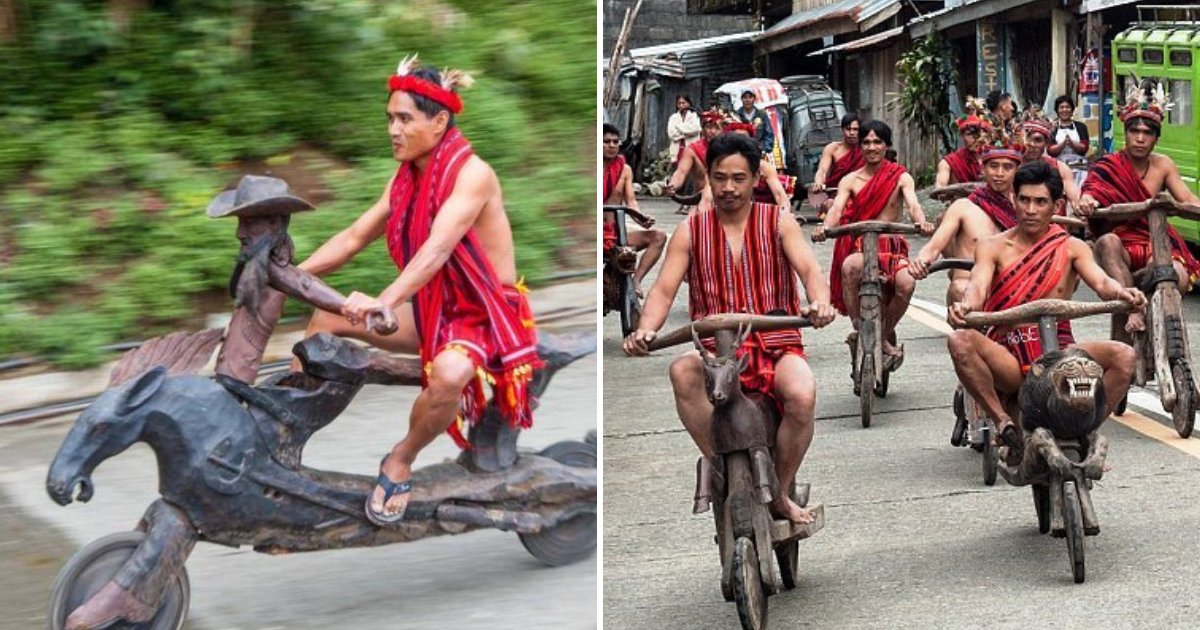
left=207, top=175, right=314, bottom=218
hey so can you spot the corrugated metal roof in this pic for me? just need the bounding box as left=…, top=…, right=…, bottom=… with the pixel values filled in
left=760, top=0, right=901, bottom=39
left=807, top=26, right=905, bottom=56
left=626, top=31, right=761, bottom=60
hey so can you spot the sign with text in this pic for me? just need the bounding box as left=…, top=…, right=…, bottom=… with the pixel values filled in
left=977, top=21, right=1008, bottom=97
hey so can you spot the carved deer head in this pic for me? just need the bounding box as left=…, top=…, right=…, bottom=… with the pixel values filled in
left=694, top=321, right=752, bottom=407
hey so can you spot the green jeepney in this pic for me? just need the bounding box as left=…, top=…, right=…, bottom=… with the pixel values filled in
left=1111, top=18, right=1199, bottom=242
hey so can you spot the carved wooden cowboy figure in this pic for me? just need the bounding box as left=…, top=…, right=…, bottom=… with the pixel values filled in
left=294, top=55, right=541, bottom=524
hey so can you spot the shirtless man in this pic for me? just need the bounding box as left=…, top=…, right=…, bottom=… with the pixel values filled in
left=936, top=114, right=989, bottom=186
left=1076, top=100, right=1200, bottom=338
left=809, top=113, right=864, bottom=219
left=603, top=123, right=667, bottom=295
left=947, top=160, right=1143, bottom=452
left=1019, top=119, right=1081, bottom=206
left=623, top=132, right=837, bottom=524
left=812, top=120, right=934, bottom=367
left=665, top=111, right=723, bottom=213
left=909, top=144, right=1023, bottom=304
left=296, top=57, right=542, bottom=523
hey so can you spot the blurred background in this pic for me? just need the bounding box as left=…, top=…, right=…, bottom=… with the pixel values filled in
left=0, top=0, right=597, bottom=368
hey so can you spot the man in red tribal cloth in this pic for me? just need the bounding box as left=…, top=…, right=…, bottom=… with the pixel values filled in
left=936, top=114, right=989, bottom=186
left=623, top=133, right=836, bottom=525
left=812, top=120, right=933, bottom=370
left=688, top=123, right=793, bottom=211
left=809, top=113, right=864, bottom=220
left=947, top=160, right=1142, bottom=452
left=909, top=143, right=1023, bottom=304
left=1077, top=93, right=1200, bottom=339
left=296, top=56, right=542, bottom=524
left=665, top=110, right=723, bottom=214
left=1018, top=119, right=1081, bottom=207
left=603, top=123, right=666, bottom=296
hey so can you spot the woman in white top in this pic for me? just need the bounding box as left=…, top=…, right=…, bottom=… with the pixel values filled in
left=666, top=94, right=701, bottom=169
left=1048, top=94, right=1090, bottom=165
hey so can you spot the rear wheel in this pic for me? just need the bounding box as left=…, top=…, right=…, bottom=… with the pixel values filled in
left=732, top=536, right=768, bottom=630
left=48, top=531, right=190, bottom=630
left=1063, top=481, right=1086, bottom=583
left=519, top=441, right=597, bottom=566
left=1171, top=361, right=1195, bottom=439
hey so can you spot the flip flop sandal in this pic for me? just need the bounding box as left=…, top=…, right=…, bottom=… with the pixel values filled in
left=365, top=458, right=412, bottom=526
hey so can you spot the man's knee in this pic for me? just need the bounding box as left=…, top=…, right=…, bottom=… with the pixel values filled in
left=776, top=375, right=816, bottom=420
left=841, top=256, right=863, bottom=282
left=669, top=353, right=704, bottom=392
left=651, top=229, right=667, bottom=246
left=1094, top=234, right=1124, bottom=263
left=427, top=350, right=477, bottom=398
left=947, top=331, right=977, bottom=361
left=892, top=270, right=915, bottom=298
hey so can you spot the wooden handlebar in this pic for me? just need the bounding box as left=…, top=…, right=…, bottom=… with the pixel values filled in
left=962, top=299, right=1133, bottom=328
left=824, top=221, right=922, bottom=238
left=646, top=313, right=813, bottom=352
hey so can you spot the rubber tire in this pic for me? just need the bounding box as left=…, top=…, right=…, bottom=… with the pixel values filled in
left=981, top=433, right=998, bottom=487
left=776, top=540, right=799, bottom=591
left=618, top=274, right=641, bottom=338
left=1171, top=361, right=1195, bottom=439
left=1063, top=481, right=1086, bottom=584
left=951, top=389, right=967, bottom=447
left=732, top=536, right=768, bottom=630
left=518, top=441, right=597, bottom=567
left=1033, top=484, right=1051, bottom=534
left=859, top=352, right=874, bottom=429
left=47, top=531, right=190, bottom=630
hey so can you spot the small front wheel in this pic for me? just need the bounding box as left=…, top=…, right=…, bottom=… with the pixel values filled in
left=732, top=536, right=768, bottom=630
left=1063, top=481, right=1086, bottom=583
left=981, top=428, right=998, bottom=487
left=859, top=352, right=875, bottom=429
left=618, top=273, right=641, bottom=338
left=951, top=388, right=967, bottom=447
left=1171, top=361, right=1196, bottom=439
left=48, top=531, right=190, bottom=630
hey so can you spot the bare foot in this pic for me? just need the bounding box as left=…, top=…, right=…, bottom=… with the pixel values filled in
left=368, top=451, right=412, bottom=520
left=1125, top=311, right=1146, bottom=334
left=771, top=496, right=816, bottom=525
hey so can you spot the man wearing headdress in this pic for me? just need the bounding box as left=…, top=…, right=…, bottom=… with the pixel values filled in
left=1077, top=85, right=1200, bottom=337
left=679, top=123, right=794, bottom=213
left=909, top=144, right=1023, bottom=304
left=812, top=120, right=933, bottom=369
left=936, top=114, right=989, bottom=186
left=665, top=110, right=724, bottom=213
left=809, top=113, right=864, bottom=220
left=297, top=56, right=542, bottom=524
left=603, top=123, right=666, bottom=296
left=947, top=160, right=1141, bottom=453
left=1018, top=118, right=1081, bottom=206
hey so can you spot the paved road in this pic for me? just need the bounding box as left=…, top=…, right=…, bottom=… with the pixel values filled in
left=604, top=198, right=1200, bottom=629
left=0, top=282, right=597, bottom=630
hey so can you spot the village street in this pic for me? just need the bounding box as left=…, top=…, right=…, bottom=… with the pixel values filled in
left=603, top=197, right=1200, bottom=629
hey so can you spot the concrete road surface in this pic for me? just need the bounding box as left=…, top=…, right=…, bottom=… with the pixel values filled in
left=604, top=198, right=1200, bottom=629
left=0, top=281, right=597, bottom=630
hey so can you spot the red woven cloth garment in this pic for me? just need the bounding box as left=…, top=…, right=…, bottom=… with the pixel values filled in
left=752, top=173, right=797, bottom=204
left=829, top=160, right=907, bottom=314
left=385, top=128, right=542, bottom=448
left=602, top=155, right=625, bottom=250
left=688, top=203, right=805, bottom=396
left=825, top=145, right=864, bottom=189
left=944, top=147, right=982, bottom=184
left=982, top=226, right=1074, bottom=373
left=969, top=185, right=1017, bottom=230
left=688, top=137, right=709, bottom=171
left=1082, top=150, right=1200, bottom=282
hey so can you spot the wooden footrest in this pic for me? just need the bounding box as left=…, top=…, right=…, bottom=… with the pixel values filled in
left=771, top=503, right=825, bottom=546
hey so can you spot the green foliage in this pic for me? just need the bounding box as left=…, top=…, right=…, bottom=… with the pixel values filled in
left=889, top=33, right=958, bottom=155
left=0, top=0, right=596, bottom=367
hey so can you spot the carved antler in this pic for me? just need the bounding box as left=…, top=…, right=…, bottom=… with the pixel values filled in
left=963, top=299, right=1134, bottom=328
left=690, top=322, right=711, bottom=359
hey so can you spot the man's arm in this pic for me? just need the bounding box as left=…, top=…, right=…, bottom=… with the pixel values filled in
left=910, top=201, right=966, bottom=278
left=900, top=173, right=931, bottom=229
left=1163, top=157, right=1200, bottom=203
left=623, top=221, right=690, bottom=355
left=948, top=235, right=999, bottom=326
left=761, top=161, right=792, bottom=210
left=1058, top=161, right=1081, bottom=206
left=812, top=176, right=854, bottom=241
left=935, top=158, right=952, bottom=187
left=1071, top=238, right=1145, bottom=306
left=667, top=149, right=695, bottom=192
left=373, top=158, right=493, bottom=309
left=298, top=173, right=396, bottom=276
left=810, top=143, right=837, bottom=191
left=778, top=213, right=835, bottom=328
left=620, top=164, right=640, bottom=212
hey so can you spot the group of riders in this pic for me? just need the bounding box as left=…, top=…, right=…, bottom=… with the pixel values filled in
left=604, top=87, right=1198, bottom=526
